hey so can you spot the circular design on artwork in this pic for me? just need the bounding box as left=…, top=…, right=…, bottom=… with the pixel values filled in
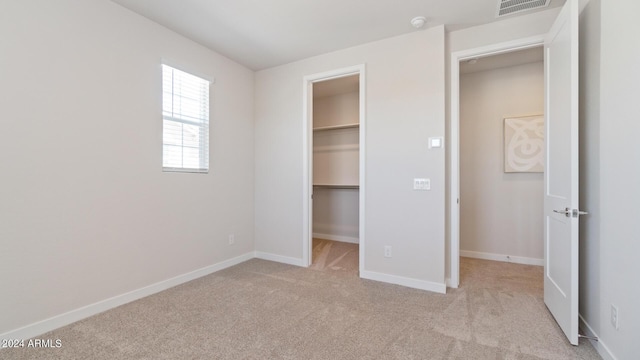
left=505, top=116, right=544, bottom=172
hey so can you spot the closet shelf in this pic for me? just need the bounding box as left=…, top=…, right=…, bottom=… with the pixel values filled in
left=313, top=184, right=359, bottom=189
left=313, top=123, right=359, bottom=131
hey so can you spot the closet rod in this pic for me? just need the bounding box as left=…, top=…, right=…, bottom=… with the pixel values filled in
left=313, top=184, right=359, bottom=189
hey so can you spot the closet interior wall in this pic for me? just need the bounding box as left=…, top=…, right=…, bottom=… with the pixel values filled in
left=312, top=78, right=360, bottom=244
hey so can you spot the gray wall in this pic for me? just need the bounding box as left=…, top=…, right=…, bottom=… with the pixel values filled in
left=579, top=0, right=640, bottom=358
left=255, top=27, right=446, bottom=290
left=0, top=0, right=255, bottom=335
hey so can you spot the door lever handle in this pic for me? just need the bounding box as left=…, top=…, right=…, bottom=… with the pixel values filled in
left=553, top=208, right=572, bottom=217
left=553, top=208, right=589, bottom=218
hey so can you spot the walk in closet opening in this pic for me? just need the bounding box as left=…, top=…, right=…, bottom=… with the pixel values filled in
left=302, top=66, right=365, bottom=273
left=458, top=47, right=544, bottom=283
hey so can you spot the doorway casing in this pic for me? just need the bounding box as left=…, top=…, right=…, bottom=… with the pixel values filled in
left=302, top=64, right=366, bottom=272
left=449, top=36, right=544, bottom=288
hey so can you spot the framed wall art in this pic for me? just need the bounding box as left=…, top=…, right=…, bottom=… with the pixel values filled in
left=504, top=115, right=544, bottom=173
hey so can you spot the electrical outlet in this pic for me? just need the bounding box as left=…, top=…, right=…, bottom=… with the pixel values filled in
left=228, top=234, right=235, bottom=245
left=413, top=178, right=430, bottom=190
left=611, top=304, right=619, bottom=330
left=384, top=246, right=392, bottom=258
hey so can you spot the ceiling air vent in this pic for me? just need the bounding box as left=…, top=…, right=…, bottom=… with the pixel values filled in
left=496, top=0, right=551, bottom=17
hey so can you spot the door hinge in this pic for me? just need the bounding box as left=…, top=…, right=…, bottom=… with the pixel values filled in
left=579, top=334, right=598, bottom=341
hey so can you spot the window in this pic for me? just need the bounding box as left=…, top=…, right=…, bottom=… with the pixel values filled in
left=162, top=64, right=210, bottom=173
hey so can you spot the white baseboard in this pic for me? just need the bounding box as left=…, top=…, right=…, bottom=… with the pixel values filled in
left=254, top=251, right=304, bottom=267
left=312, top=232, right=359, bottom=244
left=0, top=252, right=254, bottom=341
left=460, top=250, right=543, bottom=266
left=360, top=270, right=446, bottom=294
left=579, top=314, right=618, bottom=360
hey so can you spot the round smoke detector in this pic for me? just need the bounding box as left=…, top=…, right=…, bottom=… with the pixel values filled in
left=411, top=16, right=427, bottom=29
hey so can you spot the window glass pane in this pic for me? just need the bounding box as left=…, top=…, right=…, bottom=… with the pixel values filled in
left=182, top=147, right=200, bottom=169
left=163, top=144, right=183, bottom=168
left=163, top=120, right=183, bottom=146
left=182, top=123, right=201, bottom=148
left=177, top=96, right=205, bottom=122
left=162, top=64, right=209, bottom=172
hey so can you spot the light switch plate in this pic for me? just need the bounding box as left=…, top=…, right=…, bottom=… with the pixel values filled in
left=429, top=137, right=443, bottom=149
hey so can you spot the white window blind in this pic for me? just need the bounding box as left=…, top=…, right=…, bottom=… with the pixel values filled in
left=162, top=64, right=210, bottom=173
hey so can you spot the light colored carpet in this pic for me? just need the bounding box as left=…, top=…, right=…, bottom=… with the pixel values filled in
left=1, top=240, right=601, bottom=359
left=310, top=238, right=359, bottom=272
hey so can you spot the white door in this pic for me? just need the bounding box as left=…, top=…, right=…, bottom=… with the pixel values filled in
left=543, top=0, right=581, bottom=346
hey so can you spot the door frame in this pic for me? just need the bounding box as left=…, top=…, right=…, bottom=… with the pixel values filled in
left=302, top=64, right=366, bottom=272
left=449, top=36, right=544, bottom=288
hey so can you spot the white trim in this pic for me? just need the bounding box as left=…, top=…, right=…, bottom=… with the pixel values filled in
left=254, top=252, right=305, bottom=267
left=579, top=314, right=618, bottom=360
left=302, top=64, right=366, bottom=274
left=312, top=233, right=359, bottom=244
left=449, top=35, right=545, bottom=289
left=361, top=270, right=446, bottom=294
left=358, top=67, right=366, bottom=276
left=0, top=252, right=254, bottom=341
left=302, top=76, right=312, bottom=267
left=460, top=250, right=543, bottom=266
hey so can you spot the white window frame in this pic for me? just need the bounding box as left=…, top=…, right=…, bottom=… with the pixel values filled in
left=162, top=64, right=210, bottom=173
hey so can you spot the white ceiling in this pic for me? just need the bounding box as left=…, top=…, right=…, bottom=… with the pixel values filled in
left=111, top=0, right=565, bottom=71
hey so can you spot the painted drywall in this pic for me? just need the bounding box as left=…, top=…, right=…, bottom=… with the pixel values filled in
left=446, top=8, right=560, bottom=280
left=0, top=0, right=254, bottom=335
left=313, top=127, right=360, bottom=185
left=448, top=8, right=562, bottom=53
left=312, top=92, right=359, bottom=243
left=313, top=92, right=360, bottom=186
left=312, top=188, right=359, bottom=243
left=313, top=92, right=359, bottom=128
left=578, top=0, right=603, bottom=353
left=460, top=61, right=544, bottom=263
left=255, top=27, right=446, bottom=289
left=579, top=0, right=640, bottom=358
